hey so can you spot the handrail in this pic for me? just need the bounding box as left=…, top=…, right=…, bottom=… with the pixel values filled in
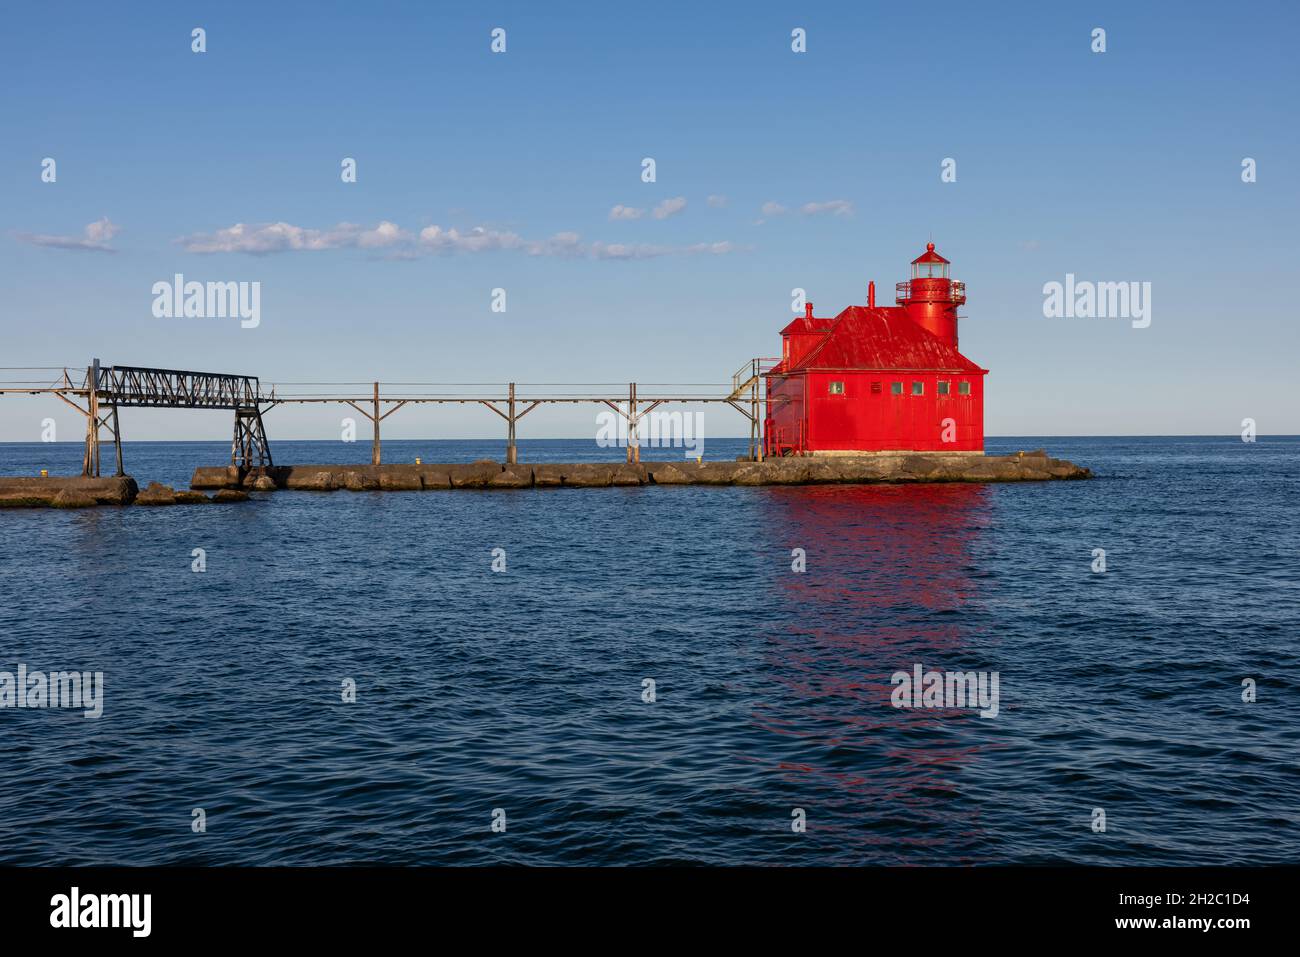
left=731, top=357, right=781, bottom=393
left=896, top=280, right=966, bottom=304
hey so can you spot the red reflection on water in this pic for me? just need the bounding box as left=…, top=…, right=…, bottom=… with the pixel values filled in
left=768, top=482, right=993, bottom=613
left=745, top=483, right=1000, bottom=858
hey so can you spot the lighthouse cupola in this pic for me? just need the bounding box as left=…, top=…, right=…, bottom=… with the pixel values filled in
left=896, top=242, right=967, bottom=348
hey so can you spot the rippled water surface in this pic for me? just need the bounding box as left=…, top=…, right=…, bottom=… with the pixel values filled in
left=1, top=436, right=1297, bottom=865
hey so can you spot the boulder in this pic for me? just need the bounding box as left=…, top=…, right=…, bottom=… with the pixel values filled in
left=135, top=482, right=178, bottom=506
left=51, top=488, right=97, bottom=509
left=831, top=459, right=897, bottom=483
left=964, top=457, right=1012, bottom=480
left=531, top=464, right=564, bottom=487
left=212, top=489, right=250, bottom=503
left=0, top=491, right=49, bottom=508
left=561, top=463, right=614, bottom=487
left=731, top=464, right=770, bottom=486
left=758, top=459, right=811, bottom=484
left=174, top=490, right=211, bottom=504
left=610, top=465, right=645, bottom=486
left=286, top=469, right=337, bottom=491
left=800, top=460, right=844, bottom=484
left=342, top=469, right=380, bottom=491
left=95, top=477, right=138, bottom=505
left=191, top=466, right=243, bottom=490
left=691, top=463, right=746, bottom=485
left=1049, top=463, right=1090, bottom=479
left=899, top=455, right=946, bottom=480
left=488, top=467, right=533, bottom=489
left=417, top=468, right=452, bottom=490
left=646, top=463, right=691, bottom=485
left=379, top=468, right=422, bottom=491
left=448, top=462, right=501, bottom=488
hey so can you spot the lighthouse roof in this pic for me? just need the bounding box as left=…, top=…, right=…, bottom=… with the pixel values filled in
left=778, top=313, right=836, bottom=336
left=911, top=242, right=950, bottom=265
left=781, top=305, right=983, bottom=373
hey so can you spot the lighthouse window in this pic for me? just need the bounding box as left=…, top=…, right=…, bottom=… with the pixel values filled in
left=828, top=381, right=845, bottom=395
left=890, top=381, right=903, bottom=395
left=937, top=381, right=950, bottom=396
left=958, top=381, right=971, bottom=395
left=911, top=381, right=924, bottom=396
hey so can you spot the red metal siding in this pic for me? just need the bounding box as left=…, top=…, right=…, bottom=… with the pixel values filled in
left=765, top=374, right=806, bottom=455
left=803, top=371, right=983, bottom=452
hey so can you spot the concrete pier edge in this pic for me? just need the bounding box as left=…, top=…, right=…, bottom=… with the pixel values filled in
left=190, top=450, right=1091, bottom=492
left=0, top=451, right=1091, bottom=507
left=0, top=476, right=139, bottom=508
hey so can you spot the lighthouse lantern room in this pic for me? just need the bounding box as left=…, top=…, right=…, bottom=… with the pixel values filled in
left=764, top=242, right=987, bottom=456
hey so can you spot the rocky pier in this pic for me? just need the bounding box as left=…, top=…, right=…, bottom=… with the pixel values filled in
left=0, top=476, right=138, bottom=508
left=189, top=450, right=1090, bottom=493
left=0, top=451, right=1091, bottom=509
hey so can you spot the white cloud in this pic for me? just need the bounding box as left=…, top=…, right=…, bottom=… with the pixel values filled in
left=706, top=195, right=728, bottom=208
left=178, top=221, right=524, bottom=256
left=799, top=199, right=854, bottom=217
left=756, top=199, right=854, bottom=225
left=652, top=196, right=688, bottom=220
left=690, top=241, right=737, bottom=254
left=177, top=221, right=361, bottom=254
left=176, top=219, right=738, bottom=262
left=608, top=204, right=645, bottom=221
left=418, top=224, right=525, bottom=254
left=590, top=238, right=738, bottom=260
left=526, top=231, right=585, bottom=258
left=358, top=221, right=411, bottom=248
left=590, top=242, right=657, bottom=260
left=16, top=217, right=120, bottom=253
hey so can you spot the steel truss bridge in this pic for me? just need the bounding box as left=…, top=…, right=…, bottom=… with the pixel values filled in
left=0, top=358, right=778, bottom=476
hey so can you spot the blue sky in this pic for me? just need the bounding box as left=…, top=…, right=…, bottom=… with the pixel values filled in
left=2, top=0, right=1297, bottom=441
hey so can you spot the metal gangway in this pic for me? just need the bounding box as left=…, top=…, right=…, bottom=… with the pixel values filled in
left=1, top=357, right=783, bottom=477
left=0, top=361, right=269, bottom=476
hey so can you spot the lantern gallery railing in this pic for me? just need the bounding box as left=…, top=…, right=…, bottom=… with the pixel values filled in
left=895, top=280, right=966, bottom=305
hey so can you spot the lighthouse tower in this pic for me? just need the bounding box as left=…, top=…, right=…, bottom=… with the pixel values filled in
left=895, top=242, right=967, bottom=348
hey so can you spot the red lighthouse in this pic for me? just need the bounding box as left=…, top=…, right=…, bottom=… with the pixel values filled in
left=764, top=242, right=987, bottom=456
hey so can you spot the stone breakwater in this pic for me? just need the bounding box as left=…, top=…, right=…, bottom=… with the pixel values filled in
left=0, top=477, right=245, bottom=508
left=0, top=476, right=138, bottom=508
left=0, top=452, right=1090, bottom=508
left=190, top=450, right=1091, bottom=493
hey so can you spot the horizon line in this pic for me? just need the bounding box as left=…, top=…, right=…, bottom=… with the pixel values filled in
left=2, top=434, right=1296, bottom=445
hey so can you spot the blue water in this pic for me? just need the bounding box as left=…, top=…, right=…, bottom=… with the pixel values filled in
left=1, top=436, right=1297, bottom=865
